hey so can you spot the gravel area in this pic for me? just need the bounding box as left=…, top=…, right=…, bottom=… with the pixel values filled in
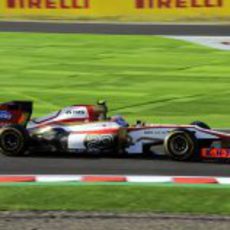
left=0, top=212, right=229, bottom=230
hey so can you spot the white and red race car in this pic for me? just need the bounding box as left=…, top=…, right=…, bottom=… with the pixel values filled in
left=0, top=101, right=229, bottom=161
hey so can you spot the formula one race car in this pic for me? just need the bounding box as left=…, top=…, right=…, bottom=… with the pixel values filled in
left=0, top=100, right=229, bottom=161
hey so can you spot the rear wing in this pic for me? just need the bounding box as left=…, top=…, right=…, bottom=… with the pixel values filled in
left=0, top=101, right=33, bottom=127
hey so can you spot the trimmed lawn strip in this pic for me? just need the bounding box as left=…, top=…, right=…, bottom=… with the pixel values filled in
left=0, top=33, right=229, bottom=127
left=0, top=184, right=229, bottom=214
left=0, top=182, right=230, bottom=188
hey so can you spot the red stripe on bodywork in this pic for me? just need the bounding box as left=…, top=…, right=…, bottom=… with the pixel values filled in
left=72, top=128, right=119, bottom=135
left=31, top=118, right=88, bottom=129
left=128, top=125, right=193, bottom=131
left=128, top=126, right=230, bottom=140
left=196, top=127, right=230, bottom=140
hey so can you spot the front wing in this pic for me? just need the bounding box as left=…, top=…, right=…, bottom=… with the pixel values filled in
left=201, top=148, right=230, bottom=159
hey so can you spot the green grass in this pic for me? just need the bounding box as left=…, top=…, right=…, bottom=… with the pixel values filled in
left=0, top=33, right=229, bottom=127
left=0, top=183, right=229, bottom=214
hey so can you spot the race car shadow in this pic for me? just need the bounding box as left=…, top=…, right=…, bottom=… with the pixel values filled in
left=25, top=151, right=230, bottom=164
left=27, top=151, right=162, bottom=160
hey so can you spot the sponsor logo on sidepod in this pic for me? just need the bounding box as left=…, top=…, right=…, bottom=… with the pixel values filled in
left=0, top=111, right=12, bottom=120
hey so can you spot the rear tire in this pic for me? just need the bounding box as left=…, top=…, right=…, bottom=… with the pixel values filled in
left=0, top=125, right=29, bottom=156
left=164, top=130, right=199, bottom=161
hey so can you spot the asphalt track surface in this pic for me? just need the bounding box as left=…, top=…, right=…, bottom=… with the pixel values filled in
left=0, top=21, right=230, bottom=36
left=0, top=152, right=229, bottom=176
left=0, top=21, right=229, bottom=176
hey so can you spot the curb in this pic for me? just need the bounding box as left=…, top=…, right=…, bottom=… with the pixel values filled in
left=0, top=175, right=230, bottom=184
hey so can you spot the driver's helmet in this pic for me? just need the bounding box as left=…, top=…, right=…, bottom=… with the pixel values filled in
left=111, top=115, right=129, bottom=127
left=96, top=100, right=108, bottom=120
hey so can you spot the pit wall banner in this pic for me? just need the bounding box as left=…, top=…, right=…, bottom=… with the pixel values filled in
left=0, top=0, right=229, bottom=22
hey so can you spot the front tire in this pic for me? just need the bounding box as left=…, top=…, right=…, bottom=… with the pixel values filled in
left=164, top=130, right=199, bottom=161
left=190, top=121, right=210, bottom=130
left=0, top=125, right=29, bottom=156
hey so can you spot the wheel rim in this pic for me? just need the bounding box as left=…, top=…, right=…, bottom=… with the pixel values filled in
left=169, top=135, right=189, bottom=156
left=2, top=132, right=20, bottom=151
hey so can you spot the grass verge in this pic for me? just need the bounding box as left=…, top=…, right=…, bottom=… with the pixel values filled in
left=0, top=33, right=229, bottom=126
left=0, top=183, right=229, bottom=214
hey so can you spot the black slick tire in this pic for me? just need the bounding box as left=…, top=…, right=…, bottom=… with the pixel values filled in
left=190, top=121, right=210, bottom=130
left=0, top=125, right=29, bottom=156
left=164, top=130, right=199, bottom=161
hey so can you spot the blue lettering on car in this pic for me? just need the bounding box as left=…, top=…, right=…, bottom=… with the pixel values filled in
left=0, top=111, right=12, bottom=120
